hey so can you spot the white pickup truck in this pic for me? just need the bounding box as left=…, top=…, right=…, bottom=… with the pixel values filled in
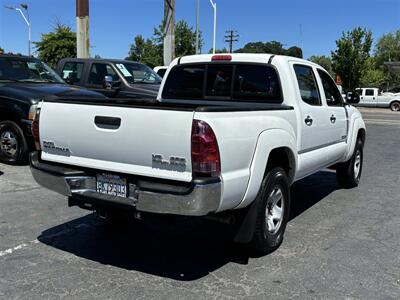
left=353, top=87, right=400, bottom=111
left=30, top=54, right=366, bottom=254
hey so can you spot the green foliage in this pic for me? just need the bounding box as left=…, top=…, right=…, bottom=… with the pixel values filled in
left=235, top=41, right=303, bottom=58
left=127, top=20, right=203, bottom=67
left=360, top=57, right=386, bottom=87
left=374, top=30, right=400, bottom=65
left=34, top=24, right=76, bottom=68
left=331, top=27, right=373, bottom=91
left=208, top=47, right=229, bottom=54
left=287, top=46, right=303, bottom=59
left=374, top=30, right=400, bottom=87
left=127, top=35, right=163, bottom=68
left=0, top=46, right=4, bottom=54
left=309, top=55, right=334, bottom=76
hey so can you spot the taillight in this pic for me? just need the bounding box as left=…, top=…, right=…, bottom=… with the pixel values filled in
left=191, top=120, right=221, bottom=177
left=31, top=108, right=41, bottom=150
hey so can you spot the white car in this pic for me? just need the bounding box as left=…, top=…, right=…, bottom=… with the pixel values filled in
left=353, top=88, right=400, bottom=111
left=153, top=66, right=168, bottom=78
left=30, top=54, right=366, bottom=254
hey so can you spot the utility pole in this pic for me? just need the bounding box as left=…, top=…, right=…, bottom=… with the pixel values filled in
left=224, top=30, right=239, bottom=53
left=195, top=0, right=200, bottom=54
left=163, top=0, right=175, bottom=66
left=76, top=0, right=89, bottom=58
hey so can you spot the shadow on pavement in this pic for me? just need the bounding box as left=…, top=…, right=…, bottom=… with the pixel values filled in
left=37, top=170, right=339, bottom=281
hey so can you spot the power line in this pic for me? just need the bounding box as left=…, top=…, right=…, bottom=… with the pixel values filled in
left=224, top=30, right=239, bottom=53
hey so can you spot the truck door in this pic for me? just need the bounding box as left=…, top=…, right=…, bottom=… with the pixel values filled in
left=316, top=69, right=348, bottom=163
left=59, top=61, right=85, bottom=87
left=361, top=88, right=377, bottom=107
left=85, top=62, right=122, bottom=97
left=292, top=64, right=332, bottom=177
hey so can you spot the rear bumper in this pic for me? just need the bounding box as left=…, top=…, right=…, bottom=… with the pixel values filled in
left=30, top=152, right=221, bottom=216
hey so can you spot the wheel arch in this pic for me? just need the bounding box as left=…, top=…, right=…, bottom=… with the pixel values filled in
left=235, top=128, right=297, bottom=210
left=389, top=99, right=400, bottom=110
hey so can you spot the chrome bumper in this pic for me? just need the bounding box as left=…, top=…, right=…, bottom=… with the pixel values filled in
left=30, top=152, right=221, bottom=216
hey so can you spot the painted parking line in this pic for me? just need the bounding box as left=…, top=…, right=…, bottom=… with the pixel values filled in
left=0, top=239, right=39, bottom=257
left=0, top=223, right=90, bottom=258
left=364, top=119, right=400, bottom=126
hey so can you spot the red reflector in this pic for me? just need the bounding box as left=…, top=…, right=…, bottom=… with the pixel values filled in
left=191, top=120, right=221, bottom=176
left=211, top=55, right=232, bottom=61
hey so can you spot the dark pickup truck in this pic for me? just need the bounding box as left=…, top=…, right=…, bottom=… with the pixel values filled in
left=0, top=54, right=106, bottom=164
left=56, top=58, right=161, bottom=99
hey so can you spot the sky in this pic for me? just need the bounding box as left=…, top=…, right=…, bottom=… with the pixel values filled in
left=0, top=0, right=399, bottom=60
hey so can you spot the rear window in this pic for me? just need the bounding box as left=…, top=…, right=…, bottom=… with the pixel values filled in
left=162, top=64, right=204, bottom=99
left=162, top=63, right=282, bottom=103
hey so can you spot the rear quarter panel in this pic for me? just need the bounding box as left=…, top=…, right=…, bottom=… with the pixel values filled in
left=195, top=109, right=297, bottom=211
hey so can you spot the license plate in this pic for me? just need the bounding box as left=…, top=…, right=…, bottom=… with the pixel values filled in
left=96, top=174, right=127, bottom=198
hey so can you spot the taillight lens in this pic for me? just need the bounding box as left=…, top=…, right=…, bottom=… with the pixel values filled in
left=31, top=108, right=41, bottom=150
left=191, top=120, right=221, bottom=176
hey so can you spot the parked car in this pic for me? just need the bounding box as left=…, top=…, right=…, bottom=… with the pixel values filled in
left=353, top=88, right=400, bottom=111
left=56, top=58, right=162, bottom=99
left=0, top=54, right=106, bottom=164
left=31, top=54, right=366, bottom=254
left=153, top=66, right=168, bottom=78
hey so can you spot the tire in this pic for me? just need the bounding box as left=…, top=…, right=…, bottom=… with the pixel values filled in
left=0, top=121, right=29, bottom=165
left=390, top=101, right=400, bottom=112
left=336, top=138, right=363, bottom=188
left=248, top=167, right=290, bottom=255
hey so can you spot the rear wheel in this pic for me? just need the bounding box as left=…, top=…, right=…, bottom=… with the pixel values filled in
left=248, top=167, right=290, bottom=255
left=336, top=138, right=363, bottom=188
left=0, top=121, right=29, bottom=165
left=390, top=101, right=400, bottom=112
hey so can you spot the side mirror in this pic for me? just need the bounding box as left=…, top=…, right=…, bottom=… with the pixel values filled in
left=347, top=92, right=360, bottom=104
left=103, top=75, right=121, bottom=89
left=103, top=75, right=114, bottom=89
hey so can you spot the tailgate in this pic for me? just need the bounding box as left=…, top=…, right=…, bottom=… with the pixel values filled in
left=39, top=102, right=194, bottom=182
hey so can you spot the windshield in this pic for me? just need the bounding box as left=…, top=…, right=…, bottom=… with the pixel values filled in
left=0, top=57, right=64, bottom=83
left=115, top=62, right=161, bottom=84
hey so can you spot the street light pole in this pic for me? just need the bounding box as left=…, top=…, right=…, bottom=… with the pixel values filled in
left=209, top=0, right=216, bottom=54
left=5, top=4, right=31, bottom=56
left=195, top=0, right=200, bottom=54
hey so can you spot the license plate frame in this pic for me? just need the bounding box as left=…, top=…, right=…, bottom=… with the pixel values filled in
left=96, top=174, right=127, bottom=198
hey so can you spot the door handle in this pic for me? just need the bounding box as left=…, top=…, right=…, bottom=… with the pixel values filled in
left=305, top=116, right=313, bottom=126
left=94, top=116, right=121, bottom=129
left=330, top=114, right=336, bottom=124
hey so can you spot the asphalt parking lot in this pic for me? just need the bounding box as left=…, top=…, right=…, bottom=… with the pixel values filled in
left=0, top=108, right=399, bottom=299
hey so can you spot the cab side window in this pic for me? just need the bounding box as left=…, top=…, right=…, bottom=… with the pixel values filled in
left=88, top=63, right=118, bottom=85
left=294, top=65, right=321, bottom=106
left=365, top=89, right=374, bottom=96
left=61, top=62, right=84, bottom=84
left=317, top=69, right=343, bottom=106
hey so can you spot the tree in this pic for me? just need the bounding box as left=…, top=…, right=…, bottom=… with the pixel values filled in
left=286, top=46, right=303, bottom=59
left=208, top=47, right=229, bottom=54
left=375, top=30, right=400, bottom=66
left=127, top=35, right=162, bottom=68
left=34, top=23, right=76, bottom=67
left=331, top=27, right=373, bottom=91
left=309, top=55, right=334, bottom=76
left=374, top=30, right=400, bottom=88
left=0, top=46, right=4, bottom=54
left=360, top=57, right=386, bottom=87
left=175, top=20, right=200, bottom=57
left=235, top=41, right=303, bottom=58
left=127, top=19, right=202, bottom=67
